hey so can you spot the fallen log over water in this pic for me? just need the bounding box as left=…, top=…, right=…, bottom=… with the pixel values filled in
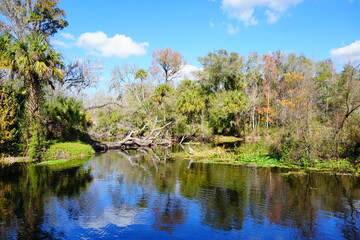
left=92, top=119, right=173, bottom=151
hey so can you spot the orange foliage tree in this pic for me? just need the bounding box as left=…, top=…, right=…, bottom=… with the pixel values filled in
left=152, top=48, right=186, bottom=84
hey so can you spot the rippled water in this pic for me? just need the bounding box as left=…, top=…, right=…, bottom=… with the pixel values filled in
left=1, top=148, right=360, bottom=239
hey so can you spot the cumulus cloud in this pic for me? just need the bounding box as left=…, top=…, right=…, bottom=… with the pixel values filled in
left=77, top=31, right=149, bottom=58
left=331, top=40, right=360, bottom=63
left=222, top=0, right=303, bottom=26
left=178, top=64, right=201, bottom=81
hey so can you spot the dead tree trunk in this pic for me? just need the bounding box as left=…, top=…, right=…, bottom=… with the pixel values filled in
left=97, top=120, right=173, bottom=151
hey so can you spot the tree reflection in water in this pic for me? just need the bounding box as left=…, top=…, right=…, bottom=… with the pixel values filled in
left=0, top=149, right=360, bottom=239
left=0, top=160, right=92, bottom=239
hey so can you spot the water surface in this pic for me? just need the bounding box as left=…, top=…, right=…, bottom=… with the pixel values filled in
left=0, top=149, right=359, bottom=239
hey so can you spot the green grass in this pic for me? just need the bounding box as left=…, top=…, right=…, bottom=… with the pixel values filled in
left=231, top=141, right=293, bottom=168
left=171, top=140, right=360, bottom=175
left=311, top=159, right=357, bottom=174
left=43, top=141, right=95, bottom=161
left=213, top=135, right=242, bottom=143
left=36, top=157, right=91, bottom=170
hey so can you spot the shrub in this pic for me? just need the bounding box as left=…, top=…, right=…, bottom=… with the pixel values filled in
left=45, top=96, right=92, bottom=140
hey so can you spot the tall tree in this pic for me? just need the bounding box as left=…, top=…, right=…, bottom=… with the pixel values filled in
left=110, top=64, right=144, bottom=103
left=135, top=68, right=148, bottom=101
left=261, top=54, right=279, bottom=129
left=332, top=64, right=360, bottom=138
left=176, top=80, right=206, bottom=131
left=0, top=0, right=68, bottom=40
left=198, top=50, right=246, bottom=92
left=152, top=48, right=186, bottom=84
left=0, top=34, right=64, bottom=158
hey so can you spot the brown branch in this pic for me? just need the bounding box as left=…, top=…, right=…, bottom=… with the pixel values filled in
left=334, top=104, right=360, bottom=138
left=85, top=102, right=122, bottom=110
left=144, top=121, right=173, bottom=140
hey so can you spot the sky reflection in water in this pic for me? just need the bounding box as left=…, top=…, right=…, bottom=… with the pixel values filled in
left=0, top=149, right=360, bottom=239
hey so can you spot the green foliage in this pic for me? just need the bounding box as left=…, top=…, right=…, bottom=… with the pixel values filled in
left=235, top=141, right=268, bottom=157
left=0, top=86, right=17, bottom=146
left=30, top=0, right=68, bottom=36
left=0, top=0, right=68, bottom=39
left=0, top=85, right=27, bottom=156
left=46, top=96, right=91, bottom=139
left=176, top=80, right=206, bottom=127
left=177, top=80, right=205, bottom=115
left=0, top=33, right=64, bottom=158
left=336, top=116, right=360, bottom=162
left=268, top=132, right=312, bottom=167
left=208, top=91, right=248, bottom=135
left=36, top=157, right=91, bottom=171
left=135, top=69, right=148, bottom=80
left=28, top=120, right=46, bottom=159
left=152, top=83, right=173, bottom=105
left=198, top=49, right=246, bottom=92
left=43, top=142, right=94, bottom=161
left=313, top=159, right=356, bottom=174
left=233, top=141, right=282, bottom=166
left=171, top=114, right=193, bottom=136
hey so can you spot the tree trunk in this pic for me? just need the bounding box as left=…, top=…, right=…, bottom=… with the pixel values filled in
left=235, top=112, right=241, bottom=137
left=27, top=79, right=45, bottom=159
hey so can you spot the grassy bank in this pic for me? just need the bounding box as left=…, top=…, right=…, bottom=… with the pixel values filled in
left=171, top=141, right=360, bottom=176
left=43, top=141, right=95, bottom=161
left=1, top=141, right=95, bottom=166
left=36, top=157, right=92, bottom=170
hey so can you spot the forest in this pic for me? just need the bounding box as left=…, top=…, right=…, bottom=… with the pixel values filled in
left=0, top=0, right=359, bottom=171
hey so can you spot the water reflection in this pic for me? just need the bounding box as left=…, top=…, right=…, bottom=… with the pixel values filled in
left=0, top=162, right=92, bottom=239
left=0, top=149, right=360, bottom=239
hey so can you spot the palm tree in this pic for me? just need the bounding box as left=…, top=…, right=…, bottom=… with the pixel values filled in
left=0, top=33, right=64, bottom=158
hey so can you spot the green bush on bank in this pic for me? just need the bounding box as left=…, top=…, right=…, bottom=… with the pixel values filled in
left=43, top=142, right=95, bottom=161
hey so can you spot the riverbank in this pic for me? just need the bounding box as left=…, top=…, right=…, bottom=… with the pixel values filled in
left=0, top=141, right=95, bottom=165
left=171, top=141, right=360, bottom=176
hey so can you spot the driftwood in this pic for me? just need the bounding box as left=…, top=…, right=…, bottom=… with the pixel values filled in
left=94, top=119, right=173, bottom=151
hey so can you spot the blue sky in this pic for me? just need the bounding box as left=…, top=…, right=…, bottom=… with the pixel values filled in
left=52, top=0, right=360, bottom=91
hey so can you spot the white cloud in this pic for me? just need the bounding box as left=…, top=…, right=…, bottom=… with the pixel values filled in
left=61, top=32, right=76, bottom=40
left=331, top=40, right=360, bottom=63
left=77, top=31, right=149, bottom=58
left=222, top=0, right=303, bottom=26
left=178, top=64, right=201, bottom=81
left=51, top=39, right=68, bottom=47
left=265, top=10, right=280, bottom=24
left=209, top=21, right=216, bottom=27
left=226, top=24, right=239, bottom=34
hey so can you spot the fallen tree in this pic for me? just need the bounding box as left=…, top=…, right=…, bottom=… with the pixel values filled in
left=93, top=118, right=173, bottom=151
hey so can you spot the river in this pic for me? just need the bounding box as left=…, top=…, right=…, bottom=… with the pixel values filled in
left=0, top=148, right=359, bottom=239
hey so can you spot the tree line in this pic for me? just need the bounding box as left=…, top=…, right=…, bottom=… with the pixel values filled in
left=93, top=49, right=359, bottom=165
left=0, top=0, right=359, bottom=166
